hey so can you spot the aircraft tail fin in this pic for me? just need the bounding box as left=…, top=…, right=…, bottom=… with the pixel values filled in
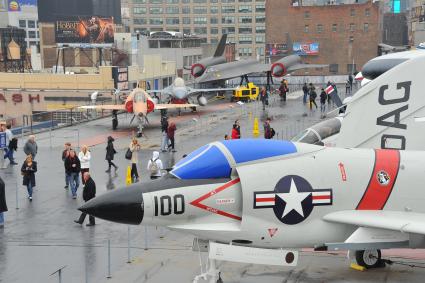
left=336, top=54, right=425, bottom=151
left=213, top=34, right=227, bottom=57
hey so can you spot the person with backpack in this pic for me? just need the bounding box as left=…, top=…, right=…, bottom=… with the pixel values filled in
left=147, top=151, right=163, bottom=180
left=302, top=82, right=309, bottom=104
left=309, top=85, right=318, bottom=110
left=320, top=88, right=327, bottom=118
left=264, top=118, right=275, bottom=139
left=105, top=136, right=118, bottom=173
left=129, top=137, right=141, bottom=182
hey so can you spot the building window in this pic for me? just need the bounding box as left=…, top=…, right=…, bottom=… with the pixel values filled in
left=28, top=31, right=36, bottom=38
left=255, top=4, right=265, bottom=12
left=239, top=27, right=252, bottom=34
left=317, top=24, right=323, bottom=33
left=149, top=18, right=163, bottom=25
left=238, top=5, right=252, bottom=13
left=194, top=27, right=207, bottom=34
left=133, top=0, right=147, bottom=3
left=239, top=35, right=252, bottom=44
left=222, top=6, right=235, bottom=13
left=149, top=0, right=162, bottom=3
left=255, top=26, right=265, bottom=33
left=210, top=6, right=218, bottom=14
left=182, top=17, right=191, bottom=24
left=365, top=8, right=370, bottom=17
left=28, top=20, right=35, bottom=28
left=193, top=0, right=207, bottom=2
left=133, top=7, right=147, bottom=14
left=211, top=27, right=219, bottom=34
left=134, top=18, right=147, bottom=25
left=304, top=25, right=309, bottom=33
left=255, top=35, right=265, bottom=43
left=193, top=6, right=207, bottom=14
left=149, top=7, right=163, bottom=14
left=165, top=6, right=179, bottom=14
left=182, top=6, right=190, bottom=14
left=239, top=16, right=252, bottom=24
left=19, top=20, right=26, bottom=28
left=256, top=16, right=265, bottom=23
left=222, top=16, right=235, bottom=24
left=347, top=64, right=356, bottom=73
left=166, top=18, right=179, bottom=24
left=332, top=24, right=337, bottom=32
left=194, top=17, right=207, bottom=24
left=181, top=0, right=190, bottom=2
left=349, top=23, right=355, bottom=32
left=304, top=11, right=310, bottom=19
left=222, top=27, right=235, bottom=34
left=364, top=23, right=369, bottom=32
left=350, top=8, right=355, bottom=16
left=349, top=36, right=354, bottom=42
left=329, top=64, right=338, bottom=73
left=183, top=28, right=191, bottom=34
left=210, top=17, right=218, bottom=24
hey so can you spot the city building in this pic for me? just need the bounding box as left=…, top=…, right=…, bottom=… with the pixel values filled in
left=266, top=0, right=381, bottom=75
left=126, top=0, right=266, bottom=59
left=409, top=0, right=425, bottom=45
left=0, top=1, right=39, bottom=50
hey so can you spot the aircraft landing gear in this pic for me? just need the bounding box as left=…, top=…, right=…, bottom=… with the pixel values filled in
left=354, top=249, right=384, bottom=269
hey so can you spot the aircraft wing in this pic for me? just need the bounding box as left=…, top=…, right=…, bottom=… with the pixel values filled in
left=323, top=210, right=425, bottom=235
left=79, top=104, right=126, bottom=111
left=187, top=87, right=236, bottom=95
left=155, top=103, right=198, bottom=110
left=287, top=63, right=328, bottom=72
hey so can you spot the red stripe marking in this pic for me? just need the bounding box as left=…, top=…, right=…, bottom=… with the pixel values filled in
left=190, top=178, right=242, bottom=221
left=312, top=195, right=330, bottom=200
left=256, top=197, right=275, bottom=202
left=356, top=149, right=400, bottom=210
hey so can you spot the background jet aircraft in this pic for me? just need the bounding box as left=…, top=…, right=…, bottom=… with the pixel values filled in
left=148, top=77, right=235, bottom=107
left=80, top=88, right=197, bottom=135
left=186, top=34, right=228, bottom=78
left=80, top=54, right=425, bottom=278
left=195, top=54, right=327, bottom=85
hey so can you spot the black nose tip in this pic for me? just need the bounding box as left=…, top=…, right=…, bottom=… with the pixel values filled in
left=79, top=185, right=144, bottom=225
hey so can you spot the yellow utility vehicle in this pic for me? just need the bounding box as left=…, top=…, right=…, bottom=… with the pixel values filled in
left=231, top=82, right=259, bottom=102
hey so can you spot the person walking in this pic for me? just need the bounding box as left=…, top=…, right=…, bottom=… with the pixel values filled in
left=0, top=176, right=7, bottom=227
left=320, top=88, right=327, bottom=118
left=78, top=145, right=91, bottom=184
left=309, top=84, right=318, bottom=110
left=259, top=86, right=269, bottom=110
left=345, top=80, right=351, bottom=96
left=167, top=122, right=177, bottom=152
left=348, top=74, right=353, bottom=92
left=4, top=125, right=17, bottom=165
left=160, top=115, right=169, bottom=152
left=105, top=136, right=118, bottom=173
left=263, top=118, right=274, bottom=139
left=302, top=82, right=309, bottom=104
left=21, top=155, right=37, bottom=201
left=65, top=150, right=81, bottom=199
left=23, top=135, right=37, bottom=160
left=330, top=82, right=337, bottom=104
left=279, top=80, right=288, bottom=102
left=147, top=151, right=163, bottom=180
left=129, top=137, right=141, bottom=182
left=74, top=172, right=96, bottom=226
left=231, top=120, right=241, bottom=139
left=62, top=142, right=72, bottom=189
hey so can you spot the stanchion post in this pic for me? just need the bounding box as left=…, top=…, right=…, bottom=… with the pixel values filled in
left=107, top=239, right=112, bottom=279
left=15, top=181, right=19, bottom=210
left=127, top=226, right=131, bottom=263
left=144, top=226, right=148, bottom=250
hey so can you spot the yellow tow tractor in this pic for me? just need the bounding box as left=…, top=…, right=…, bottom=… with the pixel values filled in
left=231, top=82, right=259, bottom=102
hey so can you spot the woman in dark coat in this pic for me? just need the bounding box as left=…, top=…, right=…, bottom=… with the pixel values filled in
left=21, top=155, right=37, bottom=201
left=105, top=136, right=118, bottom=172
left=0, top=177, right=7, bottom=227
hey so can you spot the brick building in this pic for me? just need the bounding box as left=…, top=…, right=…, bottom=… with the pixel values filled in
left=266, top=0, right=382, bottom=75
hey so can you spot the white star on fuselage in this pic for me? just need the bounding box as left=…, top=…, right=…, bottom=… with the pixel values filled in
left=276, top=178, right=311, bottom=219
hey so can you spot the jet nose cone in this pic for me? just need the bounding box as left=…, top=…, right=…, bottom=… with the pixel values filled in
left=79, top=185, right=144, bottom=225
left=174, top=90, right=186, bottom=100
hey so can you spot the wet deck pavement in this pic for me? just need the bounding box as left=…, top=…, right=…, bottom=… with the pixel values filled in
left=1, top=91, right=425, bottom=283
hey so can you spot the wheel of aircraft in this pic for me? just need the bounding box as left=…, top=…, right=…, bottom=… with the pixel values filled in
left=355, top=249, right=382, bottom=269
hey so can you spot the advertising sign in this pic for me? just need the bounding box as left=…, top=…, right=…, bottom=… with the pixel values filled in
left=55, top=16, right=115, bottom=47
left=7, top=0, right=36, bottom=12
left=266, top=43, right=288, bottom=57
left=113, top=67, right=129, bottom=91
left=293, top=42, right=319, bottom=56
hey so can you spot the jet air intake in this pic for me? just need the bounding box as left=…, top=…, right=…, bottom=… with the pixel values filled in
left=191, top=57, right=227, bottom=78
left=271, top=55, right=301, bottom=77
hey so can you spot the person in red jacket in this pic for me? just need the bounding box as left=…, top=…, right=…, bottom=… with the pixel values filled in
left=231, top=120, right=241, bottom=139
left=167, top=122, right=177, bottom=152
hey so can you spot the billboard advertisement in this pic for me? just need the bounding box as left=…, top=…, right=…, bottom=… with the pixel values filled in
left=266, top=43, right=288, bottom=57
left=55, top=16, right=114, bottom=47
left=293, top=42, right=319, bottom=56
left=113, top=67, right=129, bottom=91
left=7, top=0, right=37, bottom=12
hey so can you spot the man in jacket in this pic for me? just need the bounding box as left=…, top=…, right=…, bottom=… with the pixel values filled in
left=24, top=135, right=38, bottom=159
left=302, top=82, right=309, bottom=104
left=259, top=86, right=268, bottom=110
left=62, top=142, right=72, bottom=189
left=279, top=80, right=288, bottom=102
left=4, top=124, right=17, bottom=165
left=65, top=150, right=81, bottom=199
left=74, top=172, right=96, bottom=226
left=0, top=177, right=7, bottom=227
left=160, top=115, right=169, bottom=152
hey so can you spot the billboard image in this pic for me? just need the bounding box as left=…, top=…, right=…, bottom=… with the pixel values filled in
left=266, top=43, right=288, bottom=57
left=293, top=42, right=319, bottom=56
left=55, top=16, right=114, bottom=46
left=7, top=0, right=37, bottom=11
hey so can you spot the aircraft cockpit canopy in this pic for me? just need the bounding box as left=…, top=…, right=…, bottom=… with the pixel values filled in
left=170, top=139, right=297, bottom=179
left=291, top=117, right=342, bottom=145
left=133, top=91, right=147, bottom=103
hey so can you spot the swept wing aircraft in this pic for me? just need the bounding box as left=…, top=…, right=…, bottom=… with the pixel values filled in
left=80, top=88, right=197, bottom=135
left=80, top=54, right=425, bottom=279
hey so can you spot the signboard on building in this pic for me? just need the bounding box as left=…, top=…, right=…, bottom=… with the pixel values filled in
left=55, top=16, right=115, bottom=47
left=7, top=0, right=36, bottom=12
left=112, top=67, right=129, bottom=91
left=266, top=43, right=288, bottom=57
left=293, top=42, right=319, bottom=56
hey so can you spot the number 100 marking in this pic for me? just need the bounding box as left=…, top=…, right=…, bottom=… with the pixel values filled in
left=154, top=194, right=185, bottom=216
